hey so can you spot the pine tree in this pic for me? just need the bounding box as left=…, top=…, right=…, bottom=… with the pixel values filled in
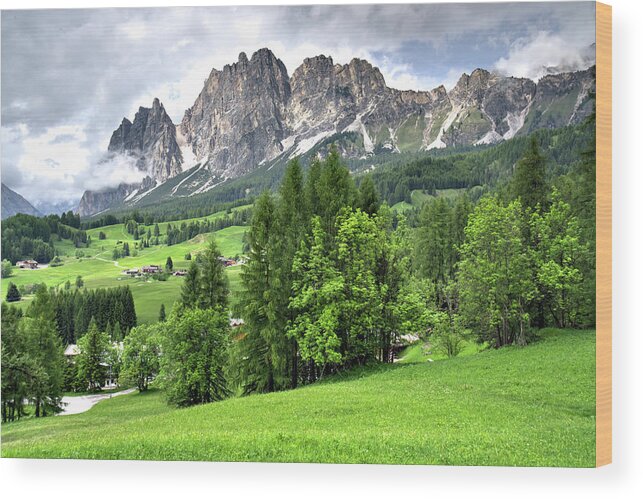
left=158, top=303, right=166, bottom=322
left=358, top=175, right=380, bottom=216
left=77, top=319, right=110, bottom=391
left=199, top=240, right=229, bottom=311
left=180, top=261, right=201, bottom=309
left=112, top=322, right=123, bottom=342
left=274, top=159, right=308, bottom=388
left=165, top=256, right=173, bottom=272
left=6, top=282, right=21, bottom=302
left=238, top=191, right=283, bottom=393
left=512, top=136, right=548, bottom=212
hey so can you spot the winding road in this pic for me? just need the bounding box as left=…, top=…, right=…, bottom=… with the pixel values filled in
left=57, top=388, right=136, bottom=416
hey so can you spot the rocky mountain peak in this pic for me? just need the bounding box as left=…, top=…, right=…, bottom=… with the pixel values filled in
left=105, top=97, right=183, bottom=185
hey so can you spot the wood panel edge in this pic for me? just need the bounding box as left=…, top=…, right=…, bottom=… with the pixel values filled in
left=595, top=1, right=612, bottom=468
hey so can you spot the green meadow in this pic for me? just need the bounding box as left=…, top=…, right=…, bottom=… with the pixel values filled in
left=0, top=329, right=596, bottom=466
left=2, top=222, right=246, bottom=323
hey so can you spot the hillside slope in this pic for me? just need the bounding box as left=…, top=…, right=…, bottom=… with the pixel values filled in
left=1, top=329, right=596, bottom=467
left=1, top=183, right=41, bottom=219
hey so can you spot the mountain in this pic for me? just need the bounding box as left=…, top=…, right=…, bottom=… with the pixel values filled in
left=78, top=48, right=595, bottom=217
left=1, top=183, right=41, bottom=219
left=78, top=98, right=185, bottom=216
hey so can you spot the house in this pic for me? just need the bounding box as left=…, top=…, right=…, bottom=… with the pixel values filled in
left=64, top=342, right=123, bottom=389
left=142, top=265, right=162, bottom=274
left=173, top=270, right=187, bottom=276
left=217, top=256, right=237, bottom=267
left=229, top=317, right=245, bottom=328
left=64, top=344, right=81, bottom=357
left=16, top=259, right=38, bottom=269
left=125, top=268, right=140, bottom=276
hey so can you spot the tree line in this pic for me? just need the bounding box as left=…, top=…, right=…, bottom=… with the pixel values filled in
left=1, top=212, right=89, bottom=264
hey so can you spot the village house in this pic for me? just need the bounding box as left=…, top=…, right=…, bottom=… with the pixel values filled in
left=217, top=256, right=237, bottom=267
left=124, top=268, right=140, bottom=276
left=64, top=342, right=123, bottom=390
left=16, top=259, right=38, bottom=269
left=173, top=270, right=187, bottom=276
left=142, top=264, right=162, bottom=274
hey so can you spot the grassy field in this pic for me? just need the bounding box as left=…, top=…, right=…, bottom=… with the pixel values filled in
left=1, top=329, right=596, bottom=466
left=2, top=223, right=247, bottom=323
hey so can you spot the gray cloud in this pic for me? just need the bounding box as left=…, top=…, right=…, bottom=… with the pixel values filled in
left=1, top=3, right=596, bottom=206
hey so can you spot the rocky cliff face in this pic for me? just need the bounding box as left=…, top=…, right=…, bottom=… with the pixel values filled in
left=78, top=98, right=184, bottom=216
left=107, top=98, right=183, bottom=182
left=78, top=48, right=595, bottom=217
left=181, top=49, right=290, bottom=178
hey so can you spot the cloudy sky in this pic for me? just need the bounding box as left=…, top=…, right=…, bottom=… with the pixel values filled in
left=1, top=2, right=596, bottom=210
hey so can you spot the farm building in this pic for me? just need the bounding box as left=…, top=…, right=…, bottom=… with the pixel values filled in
left=16, top=260, right=38, bottom=269
left=142, top=265, right=162, bottom=274
left=217, top=256, right=237, bottom=267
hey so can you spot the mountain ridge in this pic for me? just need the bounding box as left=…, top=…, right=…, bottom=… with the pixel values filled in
left=78, top=48, right=595, bottom=217
left=1, top=183, right=42, bottom=219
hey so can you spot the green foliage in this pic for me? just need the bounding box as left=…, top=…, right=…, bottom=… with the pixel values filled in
left=1, top=259, right=13, bottom=278
left=120, top=324, right=162, bottom=392
left=458, top=197, right=536, bottom=346
left=429, top=312, right=471, bottom=358
left=75, top=275, right=84, bottom=288
left=511, top=136, right=548, bottom=211
left=76, top=320, right=111, bottom=392
left=198, top=241, right=229, bottom=310
left=159, top=308, right=230, bottom=407
left=6, top=282, right=21, bottom=302
left=289, top=217, right=344, bottom=368
left=237, top=191, right=284, bottom=393
left=158, top=303, right=166, bottom=322
left=531, top=192, right=591, bottom=327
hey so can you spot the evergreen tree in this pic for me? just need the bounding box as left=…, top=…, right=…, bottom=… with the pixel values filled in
left=317, top=147, right=356, bottom=237
left=6, top=282, right=21, bottom=302
left=274, top=158, right=308, bottom=388
left=76, top=319, right=110, bottom=391
left=199, top=240, right=229, bottom=310
left=165, top=256, right=174, bottom=272
left=357, top=175, right=380, bottom=216
left=158, top=303, right=166, bottom=322
left=238, top=191, right=283, bottom=393
left=512, top=136, right=548, bottom=211
left=112, top=322, right=123, bottom=342
left=180, top=261, right=201, bottom=308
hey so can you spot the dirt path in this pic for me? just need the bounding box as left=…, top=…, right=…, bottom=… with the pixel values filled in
left=57, top=388, right=136, bottom=416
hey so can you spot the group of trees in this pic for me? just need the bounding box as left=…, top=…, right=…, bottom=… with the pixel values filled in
left=47, top=286, right=136, bottom=345
left=1, top=213, right=89, bottom=264
left=2, top=289, right=65, bottom=421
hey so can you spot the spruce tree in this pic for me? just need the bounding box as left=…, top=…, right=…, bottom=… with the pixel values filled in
left=199, top=240, right=229, bottom=310
left=238, top=191, right=282, bottom=393
left=180, top=261, right=201, bottom=309
left=6, top=282, right=21, bottom=302
left=358, top=175, right=380, bottom=216
left=512, top=136, right=548, bottom=211
left=274, top=159, right=308, bottom=388
left=158, top=303, right=166, bottom=322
